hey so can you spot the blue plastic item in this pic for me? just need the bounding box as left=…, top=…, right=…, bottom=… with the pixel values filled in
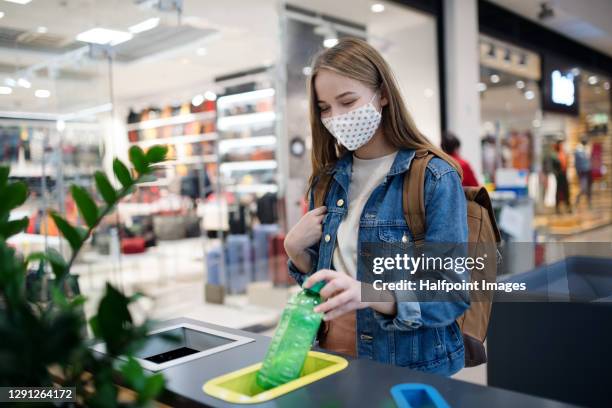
left=252, top=224, right=279, bottom=281
left=225, top=234, right=252, bottom=294
left=391, top=383, right=450, bottom=408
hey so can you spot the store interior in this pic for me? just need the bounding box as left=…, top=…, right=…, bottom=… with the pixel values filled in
left=2, top=0, right=612, bottom=399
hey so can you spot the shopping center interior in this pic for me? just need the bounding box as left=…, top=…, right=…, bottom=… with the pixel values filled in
left=2, top=0, right=612, bottom=407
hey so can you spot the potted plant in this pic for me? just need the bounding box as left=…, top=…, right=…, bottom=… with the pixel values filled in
left=0, top=145, right=174, bottom=407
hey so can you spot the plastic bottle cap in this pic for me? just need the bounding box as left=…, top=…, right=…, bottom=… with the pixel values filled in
left=304, top=280, right=325, bottom=294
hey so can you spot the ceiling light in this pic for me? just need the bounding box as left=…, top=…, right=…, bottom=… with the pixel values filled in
left=490, top=74, right=500, bottom=83
left=0, top=12, right=5, bottom=18
left=571, top=67, right=581, bottom=76
left=17, top=78, right=31, bottom=88
left=371, top=3, right=385, bottom=13
left=35, top=89, right=51, bottom=98
left=204, top=91, right=217, bottom=101
left=0, top=86, right=12, bottom=95
left=516, top=80, right=525, bottom=89
left=477, top=82, right=487, bottom=92
left=36, top=26, right=48, bottom=34
left=4, top=0, right=32, bottom=4
left=588, top=75, right=598, bottom=85
left=323, top=36, right=338, bottom=48
left=4, top=77, right=16, bottom=87
left=302, top=66, right=312, bottom=76
left=191, top=94, right=204, bottom=107
left=76, top=27, right=133, bottom=46
left=128, top=17, right=159, bottom=34
left=524, top=90, right=535, bottom=100
left=196, top=47, right=207, bottom=56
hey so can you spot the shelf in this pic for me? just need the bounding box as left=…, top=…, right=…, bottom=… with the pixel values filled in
left=225, top=184, right=278, bottom=194
left=162, top=154, right=218, bottom=166
left=218, top=135, right=276, bottom=152
left=220, top=160, right=277, bottom=173
left=127, top=111, right=216, bottom=131
left=216, top=88, right=275, bottom=108
left=131, top=132, right=218, bottom=148
left=217, top=111, right=275, bottom=131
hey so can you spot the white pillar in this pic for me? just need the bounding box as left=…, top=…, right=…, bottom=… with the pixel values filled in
left=444, top=0, right=482, bottom=179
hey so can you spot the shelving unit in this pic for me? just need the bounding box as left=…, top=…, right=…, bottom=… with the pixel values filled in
left=216, top=87, right=278, bottom=197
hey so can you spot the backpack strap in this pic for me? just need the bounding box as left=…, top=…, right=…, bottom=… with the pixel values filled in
left=403, top=149, right=433, bottom=246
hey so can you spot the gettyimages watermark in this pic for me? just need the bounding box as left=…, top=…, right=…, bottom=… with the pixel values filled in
left=359, top=241, right=612, bottom=303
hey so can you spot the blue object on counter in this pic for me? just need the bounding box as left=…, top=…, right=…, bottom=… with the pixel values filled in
left=391, top=383, right=450, bottom=408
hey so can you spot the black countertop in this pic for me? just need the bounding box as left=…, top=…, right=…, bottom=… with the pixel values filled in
left=133, top=317, right=578, bottom=408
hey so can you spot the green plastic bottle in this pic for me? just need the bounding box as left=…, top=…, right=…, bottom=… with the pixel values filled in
left=255, top=281, right=325, bottom=390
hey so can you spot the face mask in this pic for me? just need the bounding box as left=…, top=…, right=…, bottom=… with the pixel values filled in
left=321, top=92, right=382, bottom=151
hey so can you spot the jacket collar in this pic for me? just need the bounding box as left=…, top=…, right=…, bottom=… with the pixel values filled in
left=332, top=148, right=417, bottom=177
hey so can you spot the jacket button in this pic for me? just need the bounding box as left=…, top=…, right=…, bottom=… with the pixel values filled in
left=401, top=235, right=408, bottom=243
left=336, top=199, right=344, bottom=207
left=324, top=234, right=331, bottom=242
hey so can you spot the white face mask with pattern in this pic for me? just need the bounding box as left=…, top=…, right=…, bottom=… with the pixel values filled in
left=321, top=92, right=382, bottom=151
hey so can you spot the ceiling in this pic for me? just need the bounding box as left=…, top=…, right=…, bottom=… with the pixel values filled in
left=487, top=0, right=612, bottom=57
left=0, top=0, right=427, bottom=115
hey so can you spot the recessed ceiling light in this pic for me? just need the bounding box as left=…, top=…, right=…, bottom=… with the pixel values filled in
left=371, top=3, right=385, bottom=13
left=191, top=94, right=204, bottom=107
left=323, top=37, right=338, bottom=48
left=196, top=47, right=207, bottom=56
left=36, top=26, right=48, bottom=34
left=204, top=91, right=217, bottom=101
left=490, top=74, right=500, bottom=83
left=302, top=66, right=312, bottom=76
left=588, top=75, right=598, bottom=85
left=516, top=80, right=525, bottom=89
left=76, top=27, right=133, bottom=46
left=128, top=17, right=159, bottom=34
left=35, top=89, right=50, bottom=98
left=524, top=90, right=535, bottom=100
left=0, top=12, right=5, bottom=18
left=477, top=82, right=487, bottom=92
left=4, top=0, right=33, bottom=4
left=0, top=86, right=12, bottom=95
left=17, top=78, right=31, bottom=88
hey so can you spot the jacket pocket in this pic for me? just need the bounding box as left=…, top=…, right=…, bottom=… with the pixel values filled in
left=378, top=224, right=411, bottom=243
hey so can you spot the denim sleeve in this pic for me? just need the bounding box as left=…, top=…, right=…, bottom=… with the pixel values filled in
left=287, top=182, right=321, bottom=287
left=374, top=165, right=470, bottom=330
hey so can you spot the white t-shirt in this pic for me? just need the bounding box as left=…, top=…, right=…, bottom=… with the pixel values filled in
left=333, top=150, right=398, bottom=278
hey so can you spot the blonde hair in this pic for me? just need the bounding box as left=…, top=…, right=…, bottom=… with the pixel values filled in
left=307, top=37, right=461, bottom=187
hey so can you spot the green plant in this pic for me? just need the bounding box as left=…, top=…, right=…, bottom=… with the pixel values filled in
left=0, top=145, right=171, bottom=407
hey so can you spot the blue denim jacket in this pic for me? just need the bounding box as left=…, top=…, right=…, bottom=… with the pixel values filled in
left=288, top=148, right=469, bottom=376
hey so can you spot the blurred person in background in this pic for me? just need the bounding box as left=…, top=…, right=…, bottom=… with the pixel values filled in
left=574, top=137, right=592, bottom=209
left=441, top=131, right=479, bottom=187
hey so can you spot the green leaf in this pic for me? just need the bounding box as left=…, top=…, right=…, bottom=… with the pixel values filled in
left=94, top=171, right=117, bottom=206
left=49, top=211, right=87, bottom=252
left=71, top=186, right=99, bottom=228
left=27, top=248, right=68, bottom=280
left=128, top=145, right=149, bottom=175
left=69, top=294, right=87, bottom=308
left=145, top=145, right=168, bottom=164
left=0, top=216, right=29, bottom=239
left=113, top=158, right=132, bottom=189
left=0, top=166, right=9, bottom=190
left=0, top=181, right=28, bottom=217
left=140, top=373, right=165, bottom=402
left=121, top=356, right=146, bottom=391
left=96, top=282, right=132, bottom=356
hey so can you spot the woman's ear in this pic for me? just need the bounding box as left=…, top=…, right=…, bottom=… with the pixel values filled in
left=380, top=87, right=389, bottom=107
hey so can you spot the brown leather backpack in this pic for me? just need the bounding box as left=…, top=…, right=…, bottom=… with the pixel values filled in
left=311, top=149, right=501, bottom=367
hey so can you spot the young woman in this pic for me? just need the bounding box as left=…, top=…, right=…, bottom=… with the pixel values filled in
left=284, top=38, right=469, bottom=376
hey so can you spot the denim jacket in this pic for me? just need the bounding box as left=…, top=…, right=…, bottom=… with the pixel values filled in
left=288, top=148, right=469, bottom=376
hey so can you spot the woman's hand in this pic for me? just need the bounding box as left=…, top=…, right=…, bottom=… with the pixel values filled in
left=284, top=206, right=326, bottom=273
left=303, top=269, right=366, bottom=321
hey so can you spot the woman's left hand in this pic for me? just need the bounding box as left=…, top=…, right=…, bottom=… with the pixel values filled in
left=303, top=269, right=367, bottom=321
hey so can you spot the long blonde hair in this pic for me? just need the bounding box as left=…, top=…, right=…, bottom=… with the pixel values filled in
left=307, top=37, right=461, bottom=187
